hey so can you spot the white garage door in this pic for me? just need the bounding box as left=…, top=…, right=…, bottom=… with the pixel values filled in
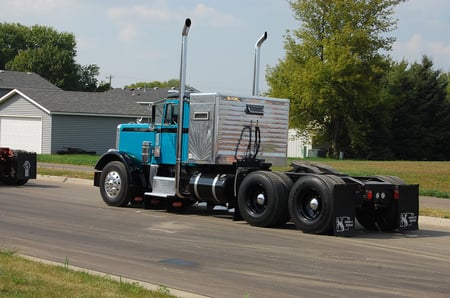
left=0, top=117, right=42, bottom=153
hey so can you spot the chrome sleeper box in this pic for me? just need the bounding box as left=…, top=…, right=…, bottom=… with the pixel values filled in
left=188, top=92, right=289, bottom=167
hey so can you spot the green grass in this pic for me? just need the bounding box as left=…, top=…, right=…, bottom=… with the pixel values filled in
left=37, top=168, right=93, bottom=180
left=284, top=158, right=450, bottom=198
left=0, top=250, right=176, bottom=298
left=38, top=154, right=99, bottom=166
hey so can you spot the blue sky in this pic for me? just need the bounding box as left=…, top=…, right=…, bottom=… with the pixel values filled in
left=1, top=0, right=449, bottom=94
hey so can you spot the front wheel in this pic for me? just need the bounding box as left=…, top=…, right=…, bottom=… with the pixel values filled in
left=99, top=161, right=133, bottom=206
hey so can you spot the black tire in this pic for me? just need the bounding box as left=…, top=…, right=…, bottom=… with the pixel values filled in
left=355, top=206, right=377, bottom=230
left=0, top=172, right=27, bottom=185
left=17, top=179, right=29, bottom=185
left=99, top=161, right=133, bottom=207
left=376, top=202, right=398, bottom=231
left=288, top=175, right=343, bottom=234
left=271, top=171, right=293, bottom=226
left=238, top=171, right=288, bottom=227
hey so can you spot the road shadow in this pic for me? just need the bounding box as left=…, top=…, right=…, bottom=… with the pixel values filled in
left=0, top=181, right=61, bottom=189
left=352, top=228, right=450, bottom=239
left=123, top=203, right=449, bottom=238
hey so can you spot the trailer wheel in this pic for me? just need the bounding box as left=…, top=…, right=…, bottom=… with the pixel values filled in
left=99, top=161, right=133, bottom=207
left=238, top=171, right=288, bottom=227
left=288, top=175, right=343, bottom=234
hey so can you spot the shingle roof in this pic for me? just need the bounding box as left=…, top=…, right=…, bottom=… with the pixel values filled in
left=1, top=88, right=150, bottom=117
left=0, top=71, right=200, bottom=117
left=105, top=86, right=200, bottom=103
left=0, top=70, right=61, bottom=90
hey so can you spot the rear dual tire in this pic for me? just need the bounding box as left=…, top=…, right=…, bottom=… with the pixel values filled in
left=237, top=171, right=290, bottom=227
left=288, top=175, right=344, bottom=234
left=238, top=171, right=345, bottom=234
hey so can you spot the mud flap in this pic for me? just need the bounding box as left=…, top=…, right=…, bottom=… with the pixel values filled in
left=16, top=152, right=37, bottom=180
left=333, top=184, right=357, bottom=236
left=397, top=184, right=419, bottom=231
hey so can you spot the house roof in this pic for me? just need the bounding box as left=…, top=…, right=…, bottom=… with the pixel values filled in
left=0, top=70, right=200, bottom=118
left=105, top=86, right=200, bottom=103
left=0, top=70, right=61, bottom=90
left=1, top=88, right=150, bottom=117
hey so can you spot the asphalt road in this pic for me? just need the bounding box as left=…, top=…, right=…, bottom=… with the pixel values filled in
left=1, top=177, right=449, bottom=298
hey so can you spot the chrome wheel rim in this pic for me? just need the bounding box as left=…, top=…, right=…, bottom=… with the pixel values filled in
left=104, top=171, right=121, bottom=198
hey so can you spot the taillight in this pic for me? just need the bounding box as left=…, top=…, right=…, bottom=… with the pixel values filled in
left=366, top=190, right=373, bottom=200
left=394, top=189, right=400, bottom=200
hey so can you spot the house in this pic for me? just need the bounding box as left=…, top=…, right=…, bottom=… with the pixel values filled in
left=0, top=71, right=154, bottom=154
left=288, top=128, right=312, bottom=158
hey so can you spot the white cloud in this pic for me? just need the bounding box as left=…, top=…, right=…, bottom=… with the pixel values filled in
left=118, top=24, right=138, bottom=42
left=0, top=0, right=77, bottom=17
left=192, top=4, right=238, bottom=27
left=393, top=34, right=450, bottom=69
left=106, top=2, right=237, bottom=41
left=107, top=1, right=174, bottom=23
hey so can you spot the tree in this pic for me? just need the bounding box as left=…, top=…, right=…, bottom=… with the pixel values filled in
left=0, top=23, right=104, bottom=91
left=383, top=56, right=450, bottom=160
left=126, top=79, right=180, bottom=89
left=267, top=0, right=404, bottom=157
left=77, top=64, right=101, bottom=92
left=0, top=23, right=27, bottom=70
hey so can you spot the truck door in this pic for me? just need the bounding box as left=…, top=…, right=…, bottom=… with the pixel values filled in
left=152, top=100, right=188, bottom=165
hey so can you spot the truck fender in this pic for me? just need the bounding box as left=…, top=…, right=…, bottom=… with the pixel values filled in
left=93, top=149, right=143, bottom=189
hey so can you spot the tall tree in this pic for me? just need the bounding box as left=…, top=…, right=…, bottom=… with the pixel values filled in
left=384, top=57, right=450, bottom=160
left=0, top=23, right=27, bottom=70
left=126, top=79, right=180, bottom=89
left=267, top=0, right=403, bottom=157
left=0, top=23, right=103, bottom=91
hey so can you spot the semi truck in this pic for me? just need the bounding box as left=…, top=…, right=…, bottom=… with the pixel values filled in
left=94, top=19, right=419, bottom=235
left=0, top=147, right=36, bottom=185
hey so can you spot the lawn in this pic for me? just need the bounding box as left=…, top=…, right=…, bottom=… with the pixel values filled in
left=38, top=154, right=99, bottom=166
left=0, top=250, right=176, bottom=298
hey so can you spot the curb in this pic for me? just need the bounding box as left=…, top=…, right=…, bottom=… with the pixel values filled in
left=420, top=216, right=450, bottom=227
left=37, top=174, right=93, bottom=185
left=19, top=254, right=210, bottom=298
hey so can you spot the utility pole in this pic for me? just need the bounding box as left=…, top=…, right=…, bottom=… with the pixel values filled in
left=106, top=74, right=114, bottom=90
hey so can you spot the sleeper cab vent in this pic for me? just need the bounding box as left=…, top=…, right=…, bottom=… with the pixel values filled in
left=193, top=111, right=210, bottom=120
left=245, top=104, right=264, bottom=115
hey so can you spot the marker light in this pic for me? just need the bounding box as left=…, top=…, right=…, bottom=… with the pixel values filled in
left=394, top=189, right=400, bottom=200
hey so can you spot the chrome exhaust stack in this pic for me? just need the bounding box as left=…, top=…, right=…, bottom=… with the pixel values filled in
left=252, top=31, right=267, bottom=96
left=175, top=18, right=191, bottom=198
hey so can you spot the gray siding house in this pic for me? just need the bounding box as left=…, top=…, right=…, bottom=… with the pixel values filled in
left=0, top=88, right=150, bottom=154
left=0, top=71, right=154, bottom=154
